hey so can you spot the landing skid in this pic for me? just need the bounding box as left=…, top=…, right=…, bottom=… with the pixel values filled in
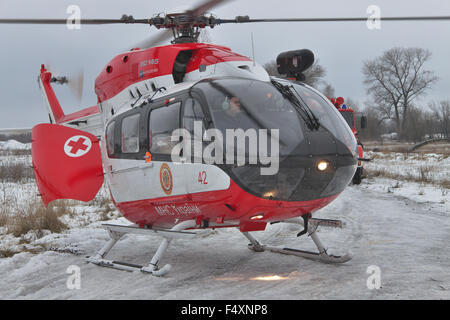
left=242, top=217, right=352, bottom=264
left=87, top=216, right=351, bottom=276
left=86, top=220, right=198, bottom=276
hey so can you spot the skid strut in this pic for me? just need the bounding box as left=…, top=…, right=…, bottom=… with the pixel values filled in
left=86, top=220, right=197, bottom=276
left=242, top=216, right=352, bottom=264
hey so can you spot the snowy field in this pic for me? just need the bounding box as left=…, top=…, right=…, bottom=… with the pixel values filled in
left=0, top=140, right=449, bottom=299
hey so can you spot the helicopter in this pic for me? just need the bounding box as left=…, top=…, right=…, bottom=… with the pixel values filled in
left=2, top=0, right=449, bottom=276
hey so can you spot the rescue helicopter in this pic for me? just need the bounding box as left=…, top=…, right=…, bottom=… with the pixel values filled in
left=2, top=0, right=449, bottom=276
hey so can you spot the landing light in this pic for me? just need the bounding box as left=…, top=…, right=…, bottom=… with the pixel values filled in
left=317, top=160, right=329, bottom=172
left=250, top=275, right=289, bottom=281
left=215, top=275, right=289, bottom=281
left=250, top=214, right=264, bottom=220
left=263, top=191, right=275, bottom=198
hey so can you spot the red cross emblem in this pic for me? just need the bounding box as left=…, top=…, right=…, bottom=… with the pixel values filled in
left=68, top=137, right=88, bottom=154
left=64, top=135, right=92, bottom=157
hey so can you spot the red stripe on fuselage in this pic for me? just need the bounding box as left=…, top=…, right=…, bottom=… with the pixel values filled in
left=113, top=179, right=339, bottom=229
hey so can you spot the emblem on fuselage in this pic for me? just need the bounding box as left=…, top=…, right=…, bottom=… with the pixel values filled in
left=159, top=163, right=173, bottom=195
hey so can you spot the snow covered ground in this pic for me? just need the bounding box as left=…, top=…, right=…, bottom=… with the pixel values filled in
left=0, top=141, right=449, bottom=299
left=0, top=140, right=31, bottom=151
left=365, top=151, right=450, bottom=187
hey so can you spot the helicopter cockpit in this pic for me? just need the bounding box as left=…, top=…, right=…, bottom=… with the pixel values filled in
left=191, top=78, right=358, bottom=201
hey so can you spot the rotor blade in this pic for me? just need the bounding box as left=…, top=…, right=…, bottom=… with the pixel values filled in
left=189, top=0, right=232, bottom=16
left=132, top=29, right=173, bottom=50
left=0, top=18, right=149, bottom=25
left=220, top=16, right=450, bottom=24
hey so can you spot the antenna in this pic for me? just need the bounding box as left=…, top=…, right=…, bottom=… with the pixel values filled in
left=251, top=32, right=256, bottom=66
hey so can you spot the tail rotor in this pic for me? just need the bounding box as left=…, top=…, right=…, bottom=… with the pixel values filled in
left=45, top=64, right=84, bottom=105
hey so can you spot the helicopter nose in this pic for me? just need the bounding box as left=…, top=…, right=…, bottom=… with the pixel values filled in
left=229, top=129, right=357, bottom=202
left=308, top=147, right=357, bottom=198
left=278, top=146, right=357, bottom=201
left=230, top=151, right=357, bottom=202
left=285, top=127, right=358, bottom=201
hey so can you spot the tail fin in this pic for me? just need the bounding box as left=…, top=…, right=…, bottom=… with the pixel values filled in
left=38, top=65, right=102, bottom=137
left=32, top=124, right=104, bottom=206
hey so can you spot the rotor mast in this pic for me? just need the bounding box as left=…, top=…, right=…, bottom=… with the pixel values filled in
left=145, top=13, right=221, bottom=43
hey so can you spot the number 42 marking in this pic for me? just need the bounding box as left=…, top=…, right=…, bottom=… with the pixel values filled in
left=198, top=171, right=208, bottom=185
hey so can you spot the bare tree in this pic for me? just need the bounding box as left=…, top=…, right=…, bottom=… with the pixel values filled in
left=363, top=47, right=438, bottom=138
left=429, top=100, right=450, bottom=138
left=263, top=60, right=280, bottom=77
left=321, top=84, right=335, bottom=98
left=263, top=59, right=326, bottom=87
left=303, top=61, right=326, bottom=87
left=402, top=105, right=430, bottom=142
left=357, top=104, right=387, bottom=141
left=344, top=97, right=360, bottom=112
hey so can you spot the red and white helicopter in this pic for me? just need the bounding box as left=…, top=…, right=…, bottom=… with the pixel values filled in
left=2, top=0, right=449, bottom=276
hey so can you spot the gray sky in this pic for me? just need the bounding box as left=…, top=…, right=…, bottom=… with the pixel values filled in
left=0, top=0, right=449, bottom=128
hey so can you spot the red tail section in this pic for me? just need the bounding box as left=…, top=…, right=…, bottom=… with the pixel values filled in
left=32, top=124, right=104, bottom=206
left=38, top=65, right=102, bottom=137
left=39, top=65, right=65, bottom=123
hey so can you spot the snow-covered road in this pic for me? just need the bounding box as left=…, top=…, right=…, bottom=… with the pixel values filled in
left=0, top=182, right=449, bottom=299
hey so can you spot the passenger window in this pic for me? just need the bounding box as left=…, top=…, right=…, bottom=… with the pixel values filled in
left=149, top=102, right=181, bottom=155
left=121, top=113, right=140, bottom=153
left=106, top=121, right=115, bottom=157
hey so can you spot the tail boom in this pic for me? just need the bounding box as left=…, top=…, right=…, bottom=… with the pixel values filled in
left=38, top=64, right=102, bottom=136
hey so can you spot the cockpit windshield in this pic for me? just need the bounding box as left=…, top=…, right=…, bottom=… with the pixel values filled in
left=194, top=79, right=304, bottom=157
left=287, top=82, right=356, bottom=151
left=193, top=78, right=356, bottom=158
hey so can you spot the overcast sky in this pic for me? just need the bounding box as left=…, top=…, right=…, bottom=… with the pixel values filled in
left=0, top=0, right=449, bottom=128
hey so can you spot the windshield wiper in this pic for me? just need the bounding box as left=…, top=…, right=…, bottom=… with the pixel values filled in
left=271, top=80, right=320, bottom=130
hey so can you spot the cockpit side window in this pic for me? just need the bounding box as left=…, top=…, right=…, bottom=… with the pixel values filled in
left=183, top=98, right=206, bottom=137
left=149, top=102, right=181, bottom=155
left=121, top=113, right=140, bottom=153
left=106, top=120, right=115, bottom=157
left=182, top=97, right=208, bottom=162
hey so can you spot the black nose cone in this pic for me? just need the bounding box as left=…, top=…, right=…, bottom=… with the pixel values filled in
left=229, top=124, right=357, bottom=202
